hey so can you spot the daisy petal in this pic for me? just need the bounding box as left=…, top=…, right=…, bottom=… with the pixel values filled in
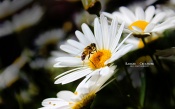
left=99, top=66, right=109, bottom=76
left=98, top=66, right=115, bottom=87
left=120, top=6, right=136, bottom=22
left=110, top=22, right=125, bottom=52
left=132, top=26, right=142, bottom=32
left=109, top=16, right=118, bottom=47
left=152, top=23, right=174, bottom=32
left=55, top=57, right=81, bottom=64
left=54, top=67, right=84, bottom=79
left=107, top=44, right=133, bottom=64
left=57, top=91, right=75, bottom=101
left=113, top=12, right=130, bottom=26
left=135, top=7, right=145, bottom=20
left=113, top=32, right=132, bottom=53
left=76, top=69, right=101, bottom=90
left=100, top=14, right=109, bottom=49
left=75, top=30, right=90, bottom=46
left=102, top=12, right=113, bottom=19
left=94, top=17, right=102, bottom=50
left=54, top=68, right=91, bottom=84
left=67, top=39, right=85, bottom=50
left=41, top=98, right=68, bottom=107
left=150, top=12, right=166, bottom=24
left=81, top=23, right=96, bottom=43
left=155, top=17, right=175, bottom=28
left=144, top=23, right=155, bottom=32
left=60, top=45, right=81, bottom=55
left=54, top=57, right=82, bottom=68
left=62, top=68, right=92, bottom=84
left=145, top=6, right=155, bottom=22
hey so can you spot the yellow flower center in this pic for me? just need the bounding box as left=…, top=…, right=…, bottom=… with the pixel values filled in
left=71, top=93, right=96, bottom=109
left=88, top=50, right=111, bottom=70
left=129, top=20, right=149, bottom=32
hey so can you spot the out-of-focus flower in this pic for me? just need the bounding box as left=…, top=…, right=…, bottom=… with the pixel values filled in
left=53, top=14, right=133, bottom=84
left=125, top=33, right=160, bottom=50
left=126, top=0, right=157, bottom=11
left=155, top=0, right=175, bottom=11
left=155, top=6, right=175, bottom=18
left=39, top=66, right=116, bottom=109
left=154, top=47, right=175, bottom=57
left=170, top=0, right=175, bottom=4
left=103, top=6, right=175, bottom=37
left=74, top=11, right=96, bottom=28
left=17, top=83, right=38, bottom=103
left=0, top=0, right=33, bottom=19
left=29, top=58, right=48, bottom=69
left=0, top=5, right=44, bottom=37
left=0, top=49, right=31, bottom=89
left=47, top=51, right=70, bottom=69
left=30, top=29, right=65, bottom=69
left=35, top=29, right=65, bottom=47
left=13, top=5, right=44, bottom=32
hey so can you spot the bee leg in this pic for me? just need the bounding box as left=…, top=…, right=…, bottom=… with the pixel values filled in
left=89, top=59, right=96, bottom=68
left=97, top=56, right=100, bottom=61
left=88, top=52, right=91, bottom=59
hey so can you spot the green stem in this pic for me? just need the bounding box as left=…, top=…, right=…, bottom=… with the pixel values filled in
left=141, top=37, right=160, bottom=71
left=140, top=72, right=146, bottom=108
left=15, top=93, right=23, bottom=109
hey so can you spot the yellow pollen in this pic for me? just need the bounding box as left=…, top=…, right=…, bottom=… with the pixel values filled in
left=129, top=20, right=149, bottom=32
left=88, top=50, right=111, bottom=70
left=74, top=92, right=78, bottom=95
left=71, top=93, right=96, bottom=109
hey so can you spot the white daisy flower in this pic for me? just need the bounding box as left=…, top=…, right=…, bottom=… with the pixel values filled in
left=103, top=5, right=175, bottom=37
left=0, top=0, right=33, bottom=19
left=53, top=14, right=133, bottom=84
left=13, top=4, right=44, bottom=32
left=0, top=5, right=44, bottom=37
left=0, top=49, right=30, bottom=89
left=39, top=66, right=116, bottom=109
left=35, top=29, right=65, bottom=47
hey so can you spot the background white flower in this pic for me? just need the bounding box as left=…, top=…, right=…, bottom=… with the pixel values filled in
left=0, top=4, right=44, bottom=37
left=35, top=29, right=65, bottom=47
left=0, top=49, right=31, bottom=89
left=0, top=0, right=33, bottom=19
left=103, top=5, right=175, bottom=35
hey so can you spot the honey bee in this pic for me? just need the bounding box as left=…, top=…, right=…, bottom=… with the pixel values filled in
left=81, top=43, right=97, bottom=61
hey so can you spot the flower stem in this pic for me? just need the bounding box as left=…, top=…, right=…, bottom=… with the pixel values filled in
left=141, top=37, right=160, bottom=71
left=139, top=72, right=146, bottom=108
left=15, top=93, right=23, bottom=109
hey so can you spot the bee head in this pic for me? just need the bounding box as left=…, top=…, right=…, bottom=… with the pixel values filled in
left=91, top=43, right=96, bottom=47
